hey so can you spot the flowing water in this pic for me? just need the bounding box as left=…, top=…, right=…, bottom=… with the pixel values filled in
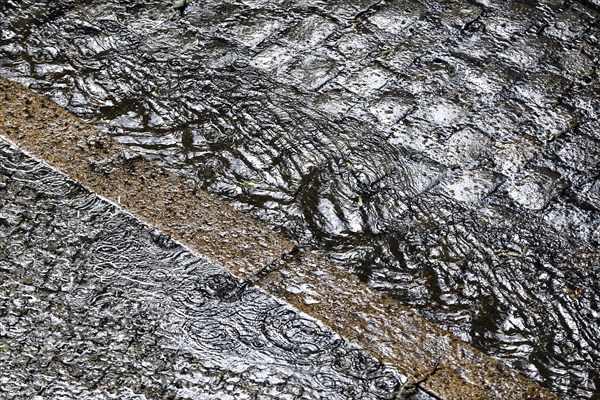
left=0, top=0, right=599, bottom=398
left=0, top=137, right=433, bottom=399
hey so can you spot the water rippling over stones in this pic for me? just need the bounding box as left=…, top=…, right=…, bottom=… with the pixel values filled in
left=0, top=138, right=432, bottom=400
left=1, top=0, right=599, bottom=397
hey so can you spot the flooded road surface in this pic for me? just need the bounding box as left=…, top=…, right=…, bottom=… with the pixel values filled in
left=1, top=0, right=599, bottom=398
left=0, top=137, right=433, bottom=400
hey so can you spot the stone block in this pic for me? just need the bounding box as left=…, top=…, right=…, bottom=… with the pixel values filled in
left=506, top=168, right=565, bottom=211
left=250, top=44, right=295, bottom=74
left=335, top=64, right=393, bottom=96
left=441, top=168, right=505, bottom=205
left=367, top=0, right=428, bottom=36
left=283, top=14, right=338, bottom=50
left=288, top=51, right=342, bottom=90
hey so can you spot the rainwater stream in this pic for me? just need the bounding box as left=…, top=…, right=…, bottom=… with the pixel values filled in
left=0, top=138, right=431, bottom=399
left=1, top=0, right=599, bottom=398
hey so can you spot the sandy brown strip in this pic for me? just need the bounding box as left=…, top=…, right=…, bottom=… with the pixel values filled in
left=0, top=76, right=558, bottom=400
left=257, top=252, right=559, bottom=400
left=0, top=76, right=294, bottom=279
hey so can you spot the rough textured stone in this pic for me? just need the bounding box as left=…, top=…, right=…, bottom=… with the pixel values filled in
left=0, top=74, right=558, bottom=400
left=1, top=0, right=598, bottom=397
left=0, top=138, right=430, bottom=400
left=0, top=77, right=295, bottom=279
left=257, top=252, right=558, bottom=400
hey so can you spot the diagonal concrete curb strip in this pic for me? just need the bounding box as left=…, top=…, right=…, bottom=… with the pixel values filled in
left=0, top=76, right=559, bottom=400
left=0, top=76, right=294, bottom=280
left=258, top=253, right=560, bottom=400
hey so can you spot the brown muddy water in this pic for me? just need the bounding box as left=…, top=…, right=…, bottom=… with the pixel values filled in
left=0, top=0, right=599, bottom=398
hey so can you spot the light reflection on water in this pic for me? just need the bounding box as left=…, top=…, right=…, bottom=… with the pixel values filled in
left=0, top=0, right=598, bottom=397
left=0, top=138, right=428, bottom=400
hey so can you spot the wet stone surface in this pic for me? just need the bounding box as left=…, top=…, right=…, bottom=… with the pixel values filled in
left=1, top=0, right=599, bottom=398
left=256, top=252, right=557, bottom=400
left=0, top=79, right=556, bottom=400
left=0, top=138, right=432, bottom=400
left=0, top=76, right=295, bottom=280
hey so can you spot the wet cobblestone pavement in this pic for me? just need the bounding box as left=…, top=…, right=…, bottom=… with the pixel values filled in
left=1, top=0, right=599, bottom=398
left=0, top=137, right=434, bottom=400
left=1, top=77, right=558, bottom=400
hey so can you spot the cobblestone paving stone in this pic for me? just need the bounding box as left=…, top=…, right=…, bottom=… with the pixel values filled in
left=0, top=80, right=556, bottom=400
left=0, top=138, right=433, bottom=400
left=0, top=0, right=599, bottom=398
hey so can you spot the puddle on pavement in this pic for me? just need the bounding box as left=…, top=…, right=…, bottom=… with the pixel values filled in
left=1, top=0, right=599, bottom=398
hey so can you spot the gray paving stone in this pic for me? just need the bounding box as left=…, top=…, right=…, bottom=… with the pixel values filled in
left=283, top=15, right=338, bottom=50
left=506, top=168, right=565, bottom=211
